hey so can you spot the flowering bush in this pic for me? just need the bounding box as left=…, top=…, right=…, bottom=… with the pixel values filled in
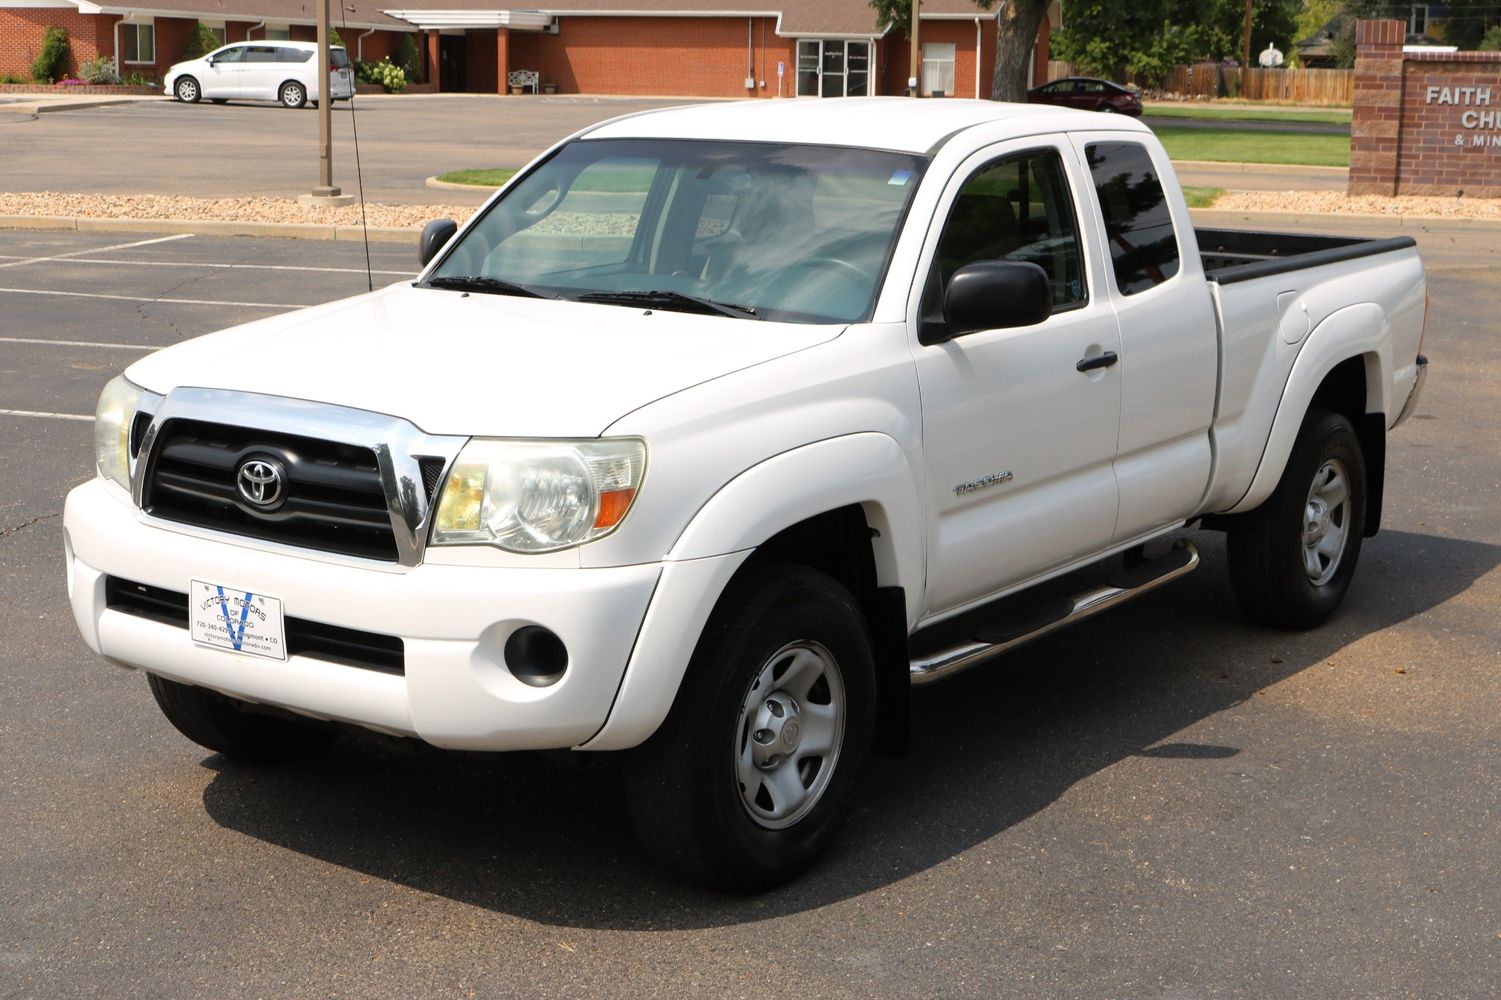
left=79, top=55, right=119, bottom=84
left=355, top=58, right=406, bottom=94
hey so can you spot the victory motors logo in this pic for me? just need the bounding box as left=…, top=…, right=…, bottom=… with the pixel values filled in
left=236, top=457, right=286, bottom=508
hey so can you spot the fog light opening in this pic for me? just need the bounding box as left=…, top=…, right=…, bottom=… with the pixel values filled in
left=504, top=625, right=568, bottom=687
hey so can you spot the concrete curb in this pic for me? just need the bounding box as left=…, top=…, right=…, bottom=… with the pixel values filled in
left=425, top=175, right=498, bottom=191
left=1190, top=207, right=1501, bottom=231
left=0, top=214, right=418, bottom=243
left=1175, top=160, right=1348, bottom=176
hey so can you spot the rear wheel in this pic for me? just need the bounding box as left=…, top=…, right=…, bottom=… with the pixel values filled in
left=624, top=563, right=875, bottom=891
left=147, top=674, right=336, bottom=762
left=1227, top=410, right=1367, bottom=628
left=174, top=76, right=200, bottom=103
left=279, top=80, right=307, bottom=108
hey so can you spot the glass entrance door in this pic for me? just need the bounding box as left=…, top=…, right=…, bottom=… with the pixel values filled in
left=796, top=40, right=872, bottom=97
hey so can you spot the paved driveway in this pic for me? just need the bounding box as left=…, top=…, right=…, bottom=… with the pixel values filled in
left=1, top=217, right=1498, bottom=997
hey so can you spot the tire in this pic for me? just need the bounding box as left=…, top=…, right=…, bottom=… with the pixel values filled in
left=279, top=80, right=307, bottom=109
left=624, top=562, right=876, bottom=891
left=174, top=76, right=200, bottom=103
left=1227, top=410, right=1367, bottom=629
left=147, top=674, right=336, bottom=762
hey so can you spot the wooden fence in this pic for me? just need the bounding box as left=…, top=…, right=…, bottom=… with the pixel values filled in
left=1046, top=61, right=1353, bottom=106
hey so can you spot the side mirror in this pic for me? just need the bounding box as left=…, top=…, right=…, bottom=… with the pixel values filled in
left=419, top=218, right=458, bottom=267
left=933, top=260, right=1052, bottom=342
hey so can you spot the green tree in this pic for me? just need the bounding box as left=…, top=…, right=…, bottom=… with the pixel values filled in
left=395, top=32, right=422, bottom=82
left=869, top=0, right=1052, bottom=101
left=180, top=22, right=222, bottom=61
left=1482, top=24, right=1501, bottom=50
left=1050, top=0, right=1203, bottom=84
left=30, top=26, right=70, bottom=83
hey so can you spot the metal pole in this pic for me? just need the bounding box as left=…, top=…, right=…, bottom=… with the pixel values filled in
left=909, top=0, right=921, bottom=97
left=313, top=0, right=341, bottom=198
left=1242, top=0, right=1253, bottom=70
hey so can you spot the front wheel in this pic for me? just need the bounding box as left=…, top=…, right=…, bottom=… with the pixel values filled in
left=147, top=674, right=336, bottom=761
left=174, top=76, right=200, bottom=103
left=624, top=563, right=875, bottom=891
left=1227, top=410, right=1367, bottom=628
left=279, top=80, right=307, bottom=108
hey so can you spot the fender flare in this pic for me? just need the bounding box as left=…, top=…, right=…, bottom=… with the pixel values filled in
left=581, top=433, right=925, bottom=751
left=1227, top=303, right=1391, bottom=515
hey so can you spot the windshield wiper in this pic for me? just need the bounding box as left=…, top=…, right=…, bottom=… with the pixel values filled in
left=424, top=275, right=548, bottom=299
left=575, top=289, right=760, bottom=320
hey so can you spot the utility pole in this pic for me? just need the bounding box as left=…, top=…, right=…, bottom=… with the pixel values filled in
left=909, top=0, right=921, bottom=96
left=1242, top=0, right=1253, bottom=69
left=301, top=0, right=353, bottom=206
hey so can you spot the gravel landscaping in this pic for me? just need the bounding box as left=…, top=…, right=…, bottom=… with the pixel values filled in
left=5, top=189, right=1501, bottom=229
left=0, top=192, right=475, bottom=229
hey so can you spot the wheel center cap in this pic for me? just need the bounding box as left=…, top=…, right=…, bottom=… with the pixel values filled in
left=750, top=691, right=801, bottom=769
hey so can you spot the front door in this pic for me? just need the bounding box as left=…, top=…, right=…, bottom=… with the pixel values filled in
left=913, top=138, right=1124, bottom=615
left=200, top=44, right=245, bottom=98
left=439, top=35, right=466, bottom=93
left=795, top=40, right=871, bottom=97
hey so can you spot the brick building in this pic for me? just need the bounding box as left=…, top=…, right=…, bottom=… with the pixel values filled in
left=0, top=0, right=414, bottom=83
left=381, top=0, right=1057, bottom=98
left=1, top=0, right=1056, bottom=98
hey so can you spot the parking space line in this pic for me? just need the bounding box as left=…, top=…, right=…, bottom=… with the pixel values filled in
left=0, top=336, right=153, bottom=351
left=0, top=408, right=91, bottom=422
left=0, top=255, right=412, bottom=278
left=0, top=233, right=195, bottom=271
left=0, top=287, right=302, bottom=309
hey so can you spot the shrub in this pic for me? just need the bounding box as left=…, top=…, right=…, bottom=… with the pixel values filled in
left=1481, top=26, right=1501, bottom=51
left=180, top=22, right=222, bottom=61
left=330, top=27, right=344, bottom=48
left=30, top=26, right=71, bottom=84
left=0, top=73, right=27, bottom=85
left=355, top=58, right=405, bottom=94
left=122, top=70, right=154, bottom=87
left=79, top=55, right=119, bottom=84
left=395, top=33, right=422, bottom=83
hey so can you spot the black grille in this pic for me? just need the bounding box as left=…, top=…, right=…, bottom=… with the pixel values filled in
left=142, top=419, right=398, bottom=561
left=104, top=577, right=405, bottom=675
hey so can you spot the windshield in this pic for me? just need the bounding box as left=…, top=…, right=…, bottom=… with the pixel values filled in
left=429, top=138, right=927, bottom=324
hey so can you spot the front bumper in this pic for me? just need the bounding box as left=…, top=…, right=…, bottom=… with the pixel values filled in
left=64, top=477, right=661, bottom=751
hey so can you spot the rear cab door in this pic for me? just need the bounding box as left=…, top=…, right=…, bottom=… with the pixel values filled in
left=909, top=133, right=1124, bottom=617
left=1068, top=131, right=1219, bottom=541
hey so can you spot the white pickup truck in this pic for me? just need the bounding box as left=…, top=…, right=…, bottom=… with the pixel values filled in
left=66, top=98, right=1428, bottom=890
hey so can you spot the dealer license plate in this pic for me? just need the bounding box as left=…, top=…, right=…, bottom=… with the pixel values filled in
left=189, top=580, right=287, bottom=661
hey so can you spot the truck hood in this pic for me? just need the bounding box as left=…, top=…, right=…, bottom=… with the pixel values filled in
left=125, top=283, right=844, bottom=437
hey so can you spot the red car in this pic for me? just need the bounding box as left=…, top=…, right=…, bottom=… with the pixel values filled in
left=1027, top=77, right=1143, bottom=116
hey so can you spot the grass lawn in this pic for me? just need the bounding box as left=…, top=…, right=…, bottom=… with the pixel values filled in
left=1144, top=104, right=1351, bottom=125
left=1153, top=126, right=1349, bottom=167
left=436, top=167, right=519, bottom=187
left=1181, top=186, right=1226, bottom=208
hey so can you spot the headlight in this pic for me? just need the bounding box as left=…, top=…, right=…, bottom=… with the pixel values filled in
left=94, top=375, right=144, bottom=492
left=431, top=438, right=646, bottom=552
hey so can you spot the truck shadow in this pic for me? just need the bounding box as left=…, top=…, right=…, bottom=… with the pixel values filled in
left=199, top=528, right=1498, bottom=928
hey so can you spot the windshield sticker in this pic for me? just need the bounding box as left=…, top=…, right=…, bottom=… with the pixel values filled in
left=888, top=170, right=914, bottom=186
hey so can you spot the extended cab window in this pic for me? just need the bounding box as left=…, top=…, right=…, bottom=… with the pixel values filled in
left=932, top=148, right=1086, bottom=309
left=1085, top=141, right=1180, bottom=295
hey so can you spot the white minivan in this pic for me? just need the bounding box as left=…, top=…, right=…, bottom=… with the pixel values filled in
left=165, top=40, right=355, bottom=109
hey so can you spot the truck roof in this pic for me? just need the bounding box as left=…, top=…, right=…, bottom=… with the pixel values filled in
left=585, top=97, right=1151, bottom=154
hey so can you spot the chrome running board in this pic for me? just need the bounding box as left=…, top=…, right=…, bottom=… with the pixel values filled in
left=909, top=542, right=1200, bottom=686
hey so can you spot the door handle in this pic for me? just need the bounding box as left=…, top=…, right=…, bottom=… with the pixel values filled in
left=1076, top=351, right=1119, bottom=373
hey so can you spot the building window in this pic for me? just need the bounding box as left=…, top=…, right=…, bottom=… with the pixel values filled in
left=922, top=42, right=955, bottom=98
left=1408, top=5, right=1428, bottom=36
left=204, top=23, right=227, bottom=46
left=264, top=25, right=291, bottom=41
left=121, top=22, right=155, bottom=64
left=795, top=40, right=871, bottom=98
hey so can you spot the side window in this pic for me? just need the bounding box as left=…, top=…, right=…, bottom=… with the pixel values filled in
left=931, top=148, right=1086, bottom=310
left=1085, top=141, right=1181, bottom=295
left=211, top=46, right=244, bottom=63
left=245, top=46, right=279, bottom=63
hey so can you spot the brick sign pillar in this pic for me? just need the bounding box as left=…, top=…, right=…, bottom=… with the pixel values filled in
left=1349, top=19, right=1404, bottom=196
left=1350, top=17, right=1501, bottom=197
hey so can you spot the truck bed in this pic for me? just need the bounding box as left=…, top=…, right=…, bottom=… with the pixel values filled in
left=1196, top=228, right=1418, bottom=284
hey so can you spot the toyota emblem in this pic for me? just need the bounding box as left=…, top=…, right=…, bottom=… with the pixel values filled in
left=236, top=458, right=286, bottom=508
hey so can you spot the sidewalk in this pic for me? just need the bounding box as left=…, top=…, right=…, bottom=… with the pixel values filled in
left=0, top=93, right=166, bottom=114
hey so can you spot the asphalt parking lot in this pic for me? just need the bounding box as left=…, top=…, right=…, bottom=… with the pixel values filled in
left=2, top=220, right=1499, bottom=998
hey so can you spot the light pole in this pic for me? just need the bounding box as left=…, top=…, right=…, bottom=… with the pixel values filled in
left=301, top=0, right=354, bottom=206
